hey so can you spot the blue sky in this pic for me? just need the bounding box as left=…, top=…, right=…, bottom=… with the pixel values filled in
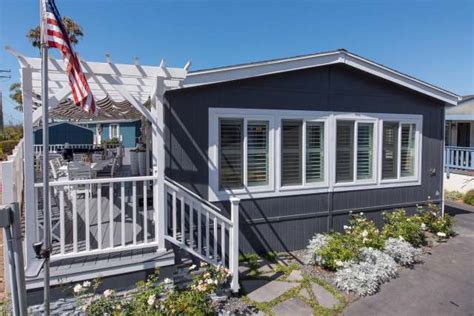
left=0, top=0, right=472, bottom=124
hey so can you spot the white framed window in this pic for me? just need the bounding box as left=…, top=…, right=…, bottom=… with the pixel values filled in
left=279, top=118, right=328, bottom=190
left=380, top=120, right=420, bottom=183
left=109, top=124, right=120, bottom=139
left=334, top=119, right=377, bottom=186
left=208, top=108, right=422, bottom=201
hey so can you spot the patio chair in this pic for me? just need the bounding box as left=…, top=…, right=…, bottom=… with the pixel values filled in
left=68, top=162, right=93, bottom=199
left=73, top=153, right=85, bottom=162
left=49, top=158, right=67, bottom=181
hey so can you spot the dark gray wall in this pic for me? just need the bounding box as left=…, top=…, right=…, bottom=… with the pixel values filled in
left=165, top=64, right=444, bottom=254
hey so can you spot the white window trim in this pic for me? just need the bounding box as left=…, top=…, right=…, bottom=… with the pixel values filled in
left=208, top=108, right=422, bottom=202
left=109, top=124, right=120, bottom=139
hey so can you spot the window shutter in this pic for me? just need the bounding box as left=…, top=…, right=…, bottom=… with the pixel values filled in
left=401, top=123, right=416, bottom=177
left=357, top=123, right=374, bottom=180
left=336, top=121, right=354, bottom=182
left=219, top=119, right=243, bottom=189
left=247, top=121, right=269, bottom=186
left=306, top=122, right=324, bottom=183
left=281, top=120, right=302, bottom=186
left=382, top=122, right=399, bottom=180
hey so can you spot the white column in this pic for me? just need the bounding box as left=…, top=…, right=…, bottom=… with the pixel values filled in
left=21, top=67, right=37, bottom=265
left=229, top=197, right=240, bottom=293
left=152, top=77, right=166, bottom=249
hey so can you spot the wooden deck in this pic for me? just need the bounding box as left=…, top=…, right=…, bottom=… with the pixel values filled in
left=26, top=173, right=175, bottom=289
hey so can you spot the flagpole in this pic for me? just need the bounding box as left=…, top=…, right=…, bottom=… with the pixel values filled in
left=40, top=0, right=51, bottom=314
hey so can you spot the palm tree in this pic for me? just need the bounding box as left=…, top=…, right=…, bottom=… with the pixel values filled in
left=26, top=16, right=83, bottom=49
left=9, top=83, right=23, bottom=112
left=10, top=17, right=84, bottom=111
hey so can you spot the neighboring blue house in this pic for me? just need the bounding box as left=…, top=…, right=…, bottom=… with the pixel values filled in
left=34, top=122, right=94, bottom=145
left=80, top=119, right=142, bottom=148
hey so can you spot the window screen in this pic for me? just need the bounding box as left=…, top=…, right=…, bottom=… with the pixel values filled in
left=336, top=121, right=354, bottom=182
left=401, top=123, right=416, bottom=177
left=382, top=122, right=399, bottom=180
left=247, top=121, right=269, bottom=186
left=306, top=122, right=324, bottom=183
left=357, top=123, right=374, bottom=180
left=219, top=119, right=243, bottom=189
left=281, top=120, right=302, bottom=186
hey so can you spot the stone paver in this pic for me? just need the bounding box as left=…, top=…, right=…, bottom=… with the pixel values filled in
left=299, top=288, right=312, bottom=300
left=310, top=283, right=339, bottom=308
left=242, top=280, right=297, bottom=303
left=272, top=297, right=313, bottom=315
left=287, top=269, right=303, bottom=281
left=343, top=202, right=474, bottom=316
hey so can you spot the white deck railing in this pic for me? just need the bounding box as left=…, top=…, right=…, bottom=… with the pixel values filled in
left=1, top=139, right=24, bottom=205
left=445, top=146, right=474, bottom=172
left=33, top=175, right=160, bottom=260
left=33, top=143, right=119, bottom=154
left=164, top=178, right=240, bottom=292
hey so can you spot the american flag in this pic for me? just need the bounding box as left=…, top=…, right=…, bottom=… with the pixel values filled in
left=41, top=0, right=96, bottom=114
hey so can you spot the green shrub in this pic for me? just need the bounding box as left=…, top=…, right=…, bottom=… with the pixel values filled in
left=345, top=213, right=385, bottom=249
left=0, top=140, right=19, bottom=157
left=317, top=233, right=360, bottom=271
left=381, top=209, right=425, bottom=247
left=445, top=190, right=464, bottom=201
left=161, top=287, right=213, bottom=315
left=464, top=190, right=474, bottom=206
left=418, top=203, right=454, bottom=237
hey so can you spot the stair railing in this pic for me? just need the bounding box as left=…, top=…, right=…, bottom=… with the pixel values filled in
left=164, top=178, right=240, bottom=293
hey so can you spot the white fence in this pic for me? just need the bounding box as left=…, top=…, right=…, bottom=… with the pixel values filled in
left=164, top=178, right=240, bottom=292
left=445, top=146, right=474, bottom=172
left=1, top=139, right=24, bottom=206
left=33, top=143, right=120, bottom=154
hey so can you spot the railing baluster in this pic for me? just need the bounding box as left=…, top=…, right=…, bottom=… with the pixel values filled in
left=206, top=212, right=210, bottom=257
left=221, top=221, right=225, bottom=265
left=72, top=187, right=78, bottom=253
left=97, top=184, right=102, bottom=250
left=180, top=197, right=185, bottom=244
left=172, top=191, right=177, bottom=239
left=121, top=182, right=125, bottom=247
left=197, top=206, right=202, bottom=254
left=59, top=188, right=65, bottom=254
left=85, top=186, right=90, bottom=251
left=143, top=180, right=148, bottom=243
left=109, top=184, right=114, bottom=248
left=213, top=216, right=218, bottom=263
left=190, top=202, right=194, bottom=249
left=133, top=181, right=137, bottom=245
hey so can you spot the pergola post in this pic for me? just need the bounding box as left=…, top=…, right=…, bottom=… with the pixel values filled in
left=151, top=77, right=166, bottom=249
left=21, top=67, right=37, bottom=265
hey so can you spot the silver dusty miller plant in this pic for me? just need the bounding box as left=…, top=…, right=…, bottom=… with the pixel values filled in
left=383, top=237, right=421, bottom=267
left=303, top=233, right=329, bottom=265
left=335, top=248, right=398, bottom=296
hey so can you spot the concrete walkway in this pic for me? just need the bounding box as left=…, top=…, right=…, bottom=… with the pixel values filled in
left=343, top=201, right=474, bottom=316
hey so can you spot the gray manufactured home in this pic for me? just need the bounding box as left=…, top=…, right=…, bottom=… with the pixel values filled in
left=165, top=49, right=460, bottom=253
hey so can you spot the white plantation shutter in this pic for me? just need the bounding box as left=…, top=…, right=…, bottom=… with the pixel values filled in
left=281, top=120, right=302, bottom=186
left=219, top=119, right=243, bottom=189
left=247, top=121, right=269, bottom=186
left=382, top=122, right=399, bottom=180
left=306, top=122, right=324, bottom=183
left=356, top=123, right=374, bottom=180
left=401, top=123, right=416, bottom=177
left=336, top=121, right=354, bottom=182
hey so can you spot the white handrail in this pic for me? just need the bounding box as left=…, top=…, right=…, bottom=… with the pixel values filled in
left=34, top=175, right=159, bottom=187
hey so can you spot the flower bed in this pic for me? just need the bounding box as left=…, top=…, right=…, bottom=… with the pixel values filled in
left=304, top=203, right=454, bottom=296
left=73, top=263, right=234, bottom=315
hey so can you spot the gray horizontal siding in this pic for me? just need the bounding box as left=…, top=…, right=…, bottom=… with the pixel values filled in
left=165, top=63, right=444, bottom=253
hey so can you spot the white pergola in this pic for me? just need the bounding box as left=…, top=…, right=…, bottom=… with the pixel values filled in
left=7, top=46, right=191, bottom=262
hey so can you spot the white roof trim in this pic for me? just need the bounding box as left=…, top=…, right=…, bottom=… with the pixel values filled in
left=182, top=50, right=461, bottom=105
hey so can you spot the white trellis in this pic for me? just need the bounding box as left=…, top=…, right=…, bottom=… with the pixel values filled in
left=7, top=46, right=190, bottom=265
